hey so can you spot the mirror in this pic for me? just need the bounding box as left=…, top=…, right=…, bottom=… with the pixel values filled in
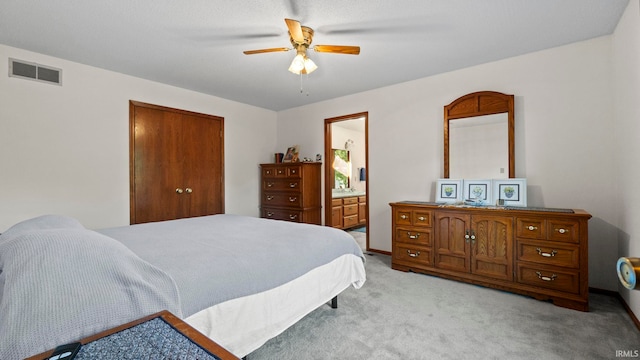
left=444, top=91, right=515, bottom=178
left=332, top=149, right=351, bottom=188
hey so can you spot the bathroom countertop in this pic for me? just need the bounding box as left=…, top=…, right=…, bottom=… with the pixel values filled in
left=332, top=192, right=366, bottom=199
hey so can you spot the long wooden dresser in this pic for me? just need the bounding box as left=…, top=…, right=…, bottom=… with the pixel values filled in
left=390, top=201, right=592, bottom=311
left=260, top=162, right=322, bottom=224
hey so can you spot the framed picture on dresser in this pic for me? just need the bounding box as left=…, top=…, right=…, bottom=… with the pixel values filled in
left=463, top=179, right=492, bottom=205
left=436, top=179, right=463, bottom=203
left=493, top=178, right=527, bottom=207
left=283, top=145, right=299, bottom=163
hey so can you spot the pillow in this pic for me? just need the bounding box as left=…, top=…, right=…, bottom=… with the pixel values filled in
left=0, top=215, right=84, bottom=243
left=0, top=227, right=182, bottom=360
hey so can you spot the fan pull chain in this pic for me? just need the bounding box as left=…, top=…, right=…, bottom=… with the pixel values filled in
left=299, top=73, right=310, bottom=96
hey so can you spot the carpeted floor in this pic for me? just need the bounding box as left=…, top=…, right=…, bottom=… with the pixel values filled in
left=347, top=229, right=366, bottom=251
left=248, top=253, right=640, bottom=359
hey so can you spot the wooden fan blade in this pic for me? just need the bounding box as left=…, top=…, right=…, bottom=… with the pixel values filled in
left=285, top=18, right=304, bottom=43
left=243, top=47, right=290, bottom=55
left=313, top=45, right=360, bottom=55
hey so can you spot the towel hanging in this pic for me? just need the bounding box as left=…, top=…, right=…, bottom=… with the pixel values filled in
left=359, top=167, right=366, bottom=182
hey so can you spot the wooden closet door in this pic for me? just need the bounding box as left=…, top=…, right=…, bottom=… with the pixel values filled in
left=130, top=101, right=224, bottom=224
left=181, top=114, right=224, bottom=217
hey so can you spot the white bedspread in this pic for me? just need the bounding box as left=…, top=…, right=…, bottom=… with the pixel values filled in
left=187, top=253, right=366, bottom=357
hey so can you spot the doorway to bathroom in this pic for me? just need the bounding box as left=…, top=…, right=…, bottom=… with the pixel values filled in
left=324, top=112, right=368, bottom=251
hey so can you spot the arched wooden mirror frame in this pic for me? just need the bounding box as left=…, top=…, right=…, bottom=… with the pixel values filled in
left=444, top=91, right=515, bottom=178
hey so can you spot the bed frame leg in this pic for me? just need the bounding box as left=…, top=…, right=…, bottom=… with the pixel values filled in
left=331, top=295, right=338, bottom=309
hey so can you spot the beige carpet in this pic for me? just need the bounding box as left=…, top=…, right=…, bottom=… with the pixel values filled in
left=347, top=229, right=366, bottom=251
left=248, top=253, right=640, bottom=359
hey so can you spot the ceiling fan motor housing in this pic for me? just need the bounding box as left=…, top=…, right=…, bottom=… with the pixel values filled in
left=290, top=26, right=314, bottom=48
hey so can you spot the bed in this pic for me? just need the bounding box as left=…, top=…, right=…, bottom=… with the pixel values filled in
left=0, top=214, right=366, bottom=359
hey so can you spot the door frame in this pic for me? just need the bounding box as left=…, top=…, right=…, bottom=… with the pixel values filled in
left=324, top=112, right=369, bottom=250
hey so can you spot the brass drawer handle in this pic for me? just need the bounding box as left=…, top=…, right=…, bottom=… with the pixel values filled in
left=267, top=182, right=274, bottom=187
left=400, top=214, right=408, bottom=219
left=289, top=182, right=298, bottom=188
left=527, top=225, right=538, bottom=231
left=176, top=188, right=184, bottom=194
left=266, top=195, right=274, bottom=201
left=407, top=232, right=421, bottom=239
left=418, top=216, right=426, bottom=221
left=407, top=250, right=420, bottom=258
left=266, top=212, right=274, bottom=217
left=555, top=228, right=569, bottom=234
left=536, top=248, right=557, bottom=257
left=289, top=196, right=297, bottom=202
left=289, top=214, right=298, bottom=220
left=535, top=271, right=557, bottom=282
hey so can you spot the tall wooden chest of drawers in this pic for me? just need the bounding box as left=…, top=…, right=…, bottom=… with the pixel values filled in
left=390, top=201, right=591, bottom=311
left=260, top=162, right=322, bottom=224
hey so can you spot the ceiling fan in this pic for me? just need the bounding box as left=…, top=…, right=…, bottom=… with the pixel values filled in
left=243, top=19, right=360, bottom=75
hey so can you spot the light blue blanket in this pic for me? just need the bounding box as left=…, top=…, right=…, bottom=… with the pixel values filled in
left=0, top=215, right=182, bottom=360
left=98, top=214, right=365, bottom=317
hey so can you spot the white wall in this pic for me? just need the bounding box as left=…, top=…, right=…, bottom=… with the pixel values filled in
left=277, top=36, right=618, bottom=290
left=613, top=0, right=640, bottom=317
left=0, top=44, right=277, bottom=230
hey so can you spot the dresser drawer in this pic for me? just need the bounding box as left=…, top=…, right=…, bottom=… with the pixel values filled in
left=286, top=165, right=302, bottom=178
left=263, top=178, right=301, bottom=191
left=394, top=207, right=432, bottom=227
left=261, top=207, right=303, bottom=222
left=516, top=263, right=580, bottom=294
left=412, top=210, right=432, bottom=227
left=516, top=240, right=579, bottom=268
left=516, top=218, right=545, bottom=239
left=342, top=197, right=359, bottom=205
left=547, top=219, right=579, bottom=243
left=516, top=217, right=580, bottom=244
left=332, top=198, right=343, bottom=207
left=343, top=204, right=358, bottom=216
left=343, top=214, right=359, bottom=228
left=262, top=192, right=302, bottom=207
left=261, top=167, right=277, bottom=178
left=395, top=209, right=413, bottom=226
left=395, top=227, right=432, bottom=246
left=393, top=243, right=433, bottom=267
left=262, top=166, right=287, bottom=178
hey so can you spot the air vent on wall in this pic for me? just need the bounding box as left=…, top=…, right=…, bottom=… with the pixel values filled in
left=9, top=58, right=62, bottom=85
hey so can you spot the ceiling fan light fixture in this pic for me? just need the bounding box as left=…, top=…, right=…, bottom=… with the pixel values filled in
left=289, top=54, right=317, bottom=75
left=303, top=57, right=317, bottom=74
left=288, top=54, right=306, bottom=74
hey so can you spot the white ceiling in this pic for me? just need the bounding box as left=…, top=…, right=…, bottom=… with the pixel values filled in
left=0, top=0, right=629, bottom=111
